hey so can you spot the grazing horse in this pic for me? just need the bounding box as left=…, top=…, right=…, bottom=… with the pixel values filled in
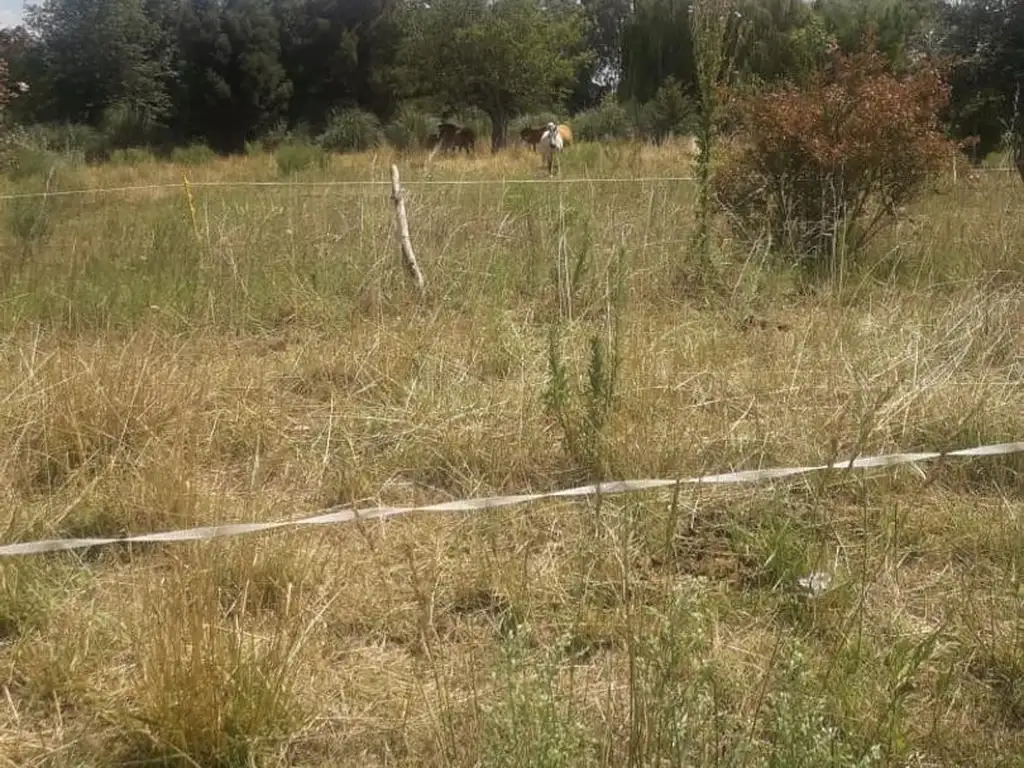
left=437, top=122, right=459, bottom=144
left=521, top=123, right=572, bottom=150
left=451, top=126, right=475, bottom=153
left=431, top=122, right=475, bottom=155
left=520, top=126, right=545, bottom=148
left=537, top=121, right=564, bottom=175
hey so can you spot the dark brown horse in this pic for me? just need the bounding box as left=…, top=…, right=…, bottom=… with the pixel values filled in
left=520, top=126, right=545, bottom=149
left=430, top=122, right=475, bottom=154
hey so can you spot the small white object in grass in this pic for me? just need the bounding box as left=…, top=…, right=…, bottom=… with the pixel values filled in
left=797, top=571, right=832, bottom=597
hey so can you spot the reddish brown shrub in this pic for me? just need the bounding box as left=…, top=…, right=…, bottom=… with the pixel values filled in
left=712, top=40, right=955, bottom=265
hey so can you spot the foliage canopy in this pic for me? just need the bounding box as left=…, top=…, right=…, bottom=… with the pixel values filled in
left=397, top=0, right=590, bottom=150
left=0, top=0, right=1017, bottom=161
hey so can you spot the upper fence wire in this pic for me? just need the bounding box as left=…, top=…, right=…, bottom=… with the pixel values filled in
left=0, top=165, right=1017, bottom=201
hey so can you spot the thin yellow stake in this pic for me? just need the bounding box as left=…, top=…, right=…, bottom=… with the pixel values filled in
left=182, top=173, right=200, bottom=243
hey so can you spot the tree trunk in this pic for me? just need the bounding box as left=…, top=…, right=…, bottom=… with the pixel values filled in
left=489, top=109, right=508, bottom=153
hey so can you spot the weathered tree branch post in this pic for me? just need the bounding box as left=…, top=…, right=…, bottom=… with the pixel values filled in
left=390, top=164, right=426, bottom=297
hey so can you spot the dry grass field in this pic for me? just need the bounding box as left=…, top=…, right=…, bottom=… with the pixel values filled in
left=0, top=139, right=1023, bottom=766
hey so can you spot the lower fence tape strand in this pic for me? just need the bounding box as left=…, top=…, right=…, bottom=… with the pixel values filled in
left=1, top=440, right=1022, bottom=558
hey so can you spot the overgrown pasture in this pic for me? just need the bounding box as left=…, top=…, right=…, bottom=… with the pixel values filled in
left=0, top=142, right=1023, bottom=766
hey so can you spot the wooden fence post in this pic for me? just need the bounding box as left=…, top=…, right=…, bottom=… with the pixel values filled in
left=390, top=164, right=426, bottom=298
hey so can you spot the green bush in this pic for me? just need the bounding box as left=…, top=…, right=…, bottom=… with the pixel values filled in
left=646, top=76, right=697, bottom=143
left=255, top=120, right=296, bottom=153
left=110, top=147, right=158, bottom=166
left=383, top=105, right=438, bottom=150
left=20, top=122, right=105, bottom=160
left=275, top=140, right=330, bottom=175
left=6, top=195, right=53, bottom=251
left=170, top=144, right=217, bottom=166
left=4, top=145, right=64, bottom=181
left=99, top=102, right=168, bottom=151
left=317, top=108, right=381, bottom=153
left=570, top=96, right=633, bottom=142
left=624, top=99, right=656, bottom=142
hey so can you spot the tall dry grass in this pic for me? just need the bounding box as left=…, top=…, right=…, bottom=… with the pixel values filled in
left=0, top=142, right=1022, bottom=766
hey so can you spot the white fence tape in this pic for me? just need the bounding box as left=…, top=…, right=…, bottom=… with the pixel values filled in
left=2, top=440, right=1022, bottom=558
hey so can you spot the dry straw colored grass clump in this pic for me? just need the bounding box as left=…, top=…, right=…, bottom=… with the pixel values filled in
left=0, top=144, right=1023, bottom=766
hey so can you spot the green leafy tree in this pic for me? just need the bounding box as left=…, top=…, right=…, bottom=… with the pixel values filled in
left=397, top=0, right=589, bottom=151
left=0, top=27, right=48, bottom=124
left=621, top=0, right=833, bottom=107
left=813, top=0, right=943, bottom=69
left=734, top=0, right=832, bottom=85
left=0, top=57, right=21, bottom=121
left=648, top=75, right=694, bottom=142
left=941, top=0, right=1024, bottom=162
left=175, top=0, right=292, bottom=152
left=273, top=0, right=403, bottom=131
left=25, top=0, right=174, bottom=126
left=0, top=56, right=30, bottom=169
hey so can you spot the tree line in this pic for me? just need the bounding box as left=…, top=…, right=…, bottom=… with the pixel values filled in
left=0, top=0, right=1020, bottom=159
